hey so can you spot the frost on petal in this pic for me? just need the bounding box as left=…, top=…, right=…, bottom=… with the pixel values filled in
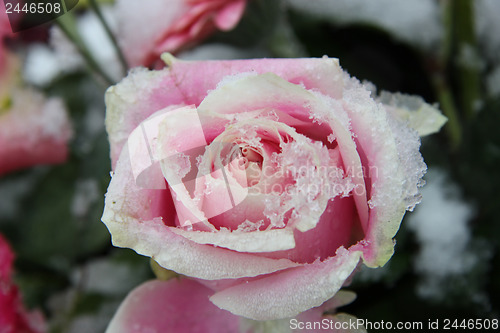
left=106, top=279, right=241, bottom=333
left=239, top=290, right=364, bottom=333
left=105, top=67, right=188, bottom=166
left=170, top=227, right=296, bottom=253
left=340, top=76, right=420, bottom=267
left=198, top=73, right=366, bottom=232
left=210, top=247, right=361, bottom=320
left=378, top=91, right=447, bottom=137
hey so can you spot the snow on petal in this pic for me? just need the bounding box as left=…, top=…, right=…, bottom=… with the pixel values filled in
left=210, top=247, right=362, bottom=320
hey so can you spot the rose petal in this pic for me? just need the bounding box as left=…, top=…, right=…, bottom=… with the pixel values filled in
left=214, top=0, right=247, bottom=30
left=210, top=247, right=361, bottom=320
left=170, top=227, right=296, bottom=253
left=339, top=78, right=427, bottom=267
left=259, top=196, right=357, bottom=264
left=378, top=91, right=448, bottom=137
left=106, top=279, right=241, bottom=333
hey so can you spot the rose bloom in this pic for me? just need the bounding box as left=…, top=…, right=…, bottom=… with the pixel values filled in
left=0, top=234, right=46, bottom=333
left=102, top=55, right=445, bottom=320
left=115, top=0, right=247, bottom=67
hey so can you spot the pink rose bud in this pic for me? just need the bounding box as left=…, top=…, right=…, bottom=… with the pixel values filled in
left=102, top=55, right=446, bottom=320
left=115, top=0, right=247, bottom=67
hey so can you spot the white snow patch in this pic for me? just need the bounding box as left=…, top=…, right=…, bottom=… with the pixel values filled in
left=23, top=44, right=61, bottom=86
left=71, top=179, right=100, bottom=218
left=475, top=0, right=500, bottom=62
left=407, top=169, right=477, bottom=299
left=286, top=0, right=443, bottom=50
left=48, top=6, right=121, bottom=81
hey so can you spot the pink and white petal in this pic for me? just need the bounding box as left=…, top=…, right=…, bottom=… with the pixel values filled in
left=377, top=91, right=447, bottom=137
left=210, top=247, right=362, bottom=320
left=105, top=67, right=188, bottom=166
left=341, top=77, right=424, bottom=267
left=171, top=227, right=296, bottom=253
left=103, top=146, right=300, bottom=279
left=106, top=279, right=241, bottom=333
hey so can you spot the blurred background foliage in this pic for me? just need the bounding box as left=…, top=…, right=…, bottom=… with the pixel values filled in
left=0, top=0, right=499, bottom=332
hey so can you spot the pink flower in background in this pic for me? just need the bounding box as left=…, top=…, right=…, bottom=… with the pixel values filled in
left=0, top=234, right=46, bottom=333
left=102, top=55, right=446, bottom=320
left=115, top=0, right=247, bottom=67
left=0, top=3, right=71, bottom=177
left=0, top=87, right=72, bottom=176
left=106, top=278, right=361, bottom=333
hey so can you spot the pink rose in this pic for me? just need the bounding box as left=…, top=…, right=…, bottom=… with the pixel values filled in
left=115, top=0, right=247, bottom=67
left=0, top=87, right=72, bottom=176
left=102, top=55, right=446, bottom=320
left=106, top=277, right=361, bottom=333
left=0, top=234, right=46, bottom=333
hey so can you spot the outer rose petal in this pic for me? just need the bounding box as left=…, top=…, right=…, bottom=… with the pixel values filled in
left=0, top=89, right=72, bottom=176
left=378, top=91, right=448, bottom=136
left=107, top=278, right=362, bottom=333
left=210, top=247, right=362, bottom=320
left=106, top=279, right=241, bottom=333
